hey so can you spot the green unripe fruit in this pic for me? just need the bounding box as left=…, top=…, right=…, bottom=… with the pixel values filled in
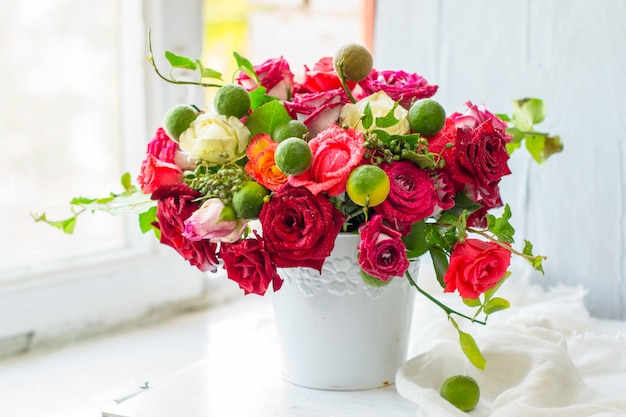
left=214, top=84, right=251, bottom=119
left=274, top=137, right=313, bottom=176
left=408, top=99, right=446, bottom=138
left=163, top=104, right=199, bottom=141
left=232, top=181, right=269, bottom=219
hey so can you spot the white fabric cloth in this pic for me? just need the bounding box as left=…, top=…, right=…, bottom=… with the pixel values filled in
left=397, top=275, right=626, bottom=416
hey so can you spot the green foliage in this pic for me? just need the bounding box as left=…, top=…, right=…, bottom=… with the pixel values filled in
left=450, top=317, right=486, bottom=370
left=245, top=100, right=292, bottom=136
left=32, top=173, right=157, bottom=235
left=523, top=240, right=545, bottom=273
left=503, top=98, right=564, bottom=164
left=486, top=204, right=515, bottom=244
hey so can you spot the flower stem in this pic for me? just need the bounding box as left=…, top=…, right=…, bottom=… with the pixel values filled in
left=466, top=227, right=547, bottom=263
left=336, top=63, right=357, bottom=104
left=405, top=270, right=487, bottom=326
left=147, top=28, right=222, bottom=89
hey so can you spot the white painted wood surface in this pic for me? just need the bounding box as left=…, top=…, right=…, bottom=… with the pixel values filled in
left=374, top=0, right=626, bottom=319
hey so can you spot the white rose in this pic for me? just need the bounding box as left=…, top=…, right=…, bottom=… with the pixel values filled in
left=339, top=91, right=410, bottom=136
left=179, top=109, right=251, bottom=165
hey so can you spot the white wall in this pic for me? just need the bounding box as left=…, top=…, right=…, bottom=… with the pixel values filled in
left=374, top=0, right=626, bottom=319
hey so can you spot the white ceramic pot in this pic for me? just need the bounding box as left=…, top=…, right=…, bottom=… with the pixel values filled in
left=272, top=233, right=418, bottom=390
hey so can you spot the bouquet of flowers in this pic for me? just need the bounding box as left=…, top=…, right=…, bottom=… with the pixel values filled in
left=35, top=40, right=562, bottom=370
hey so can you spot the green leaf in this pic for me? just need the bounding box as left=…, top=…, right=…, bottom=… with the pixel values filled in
left=402, top=150, right=437, bottom=169
left=484, top=297, right=511, bottom=315
left=523, top=240, right=545, bottom=273
left=518, top=98, right=545, bottom=125
left=245, top=100, right=292, bottom=136
left=443, top=193, right=482, bottom=218
left=402, top=220, right=430, bottom=258
left=429, top=246, right=449, bottom=288
left=249, top=85, right=269, bottom=110
left=375, top=104, right=400, bottom=128
left=233, top=52, right=258, bottom=83
left=71, top=190, right=156, bottom=216
left=164, top=51, right=197, bottom=70
left=195, top=60, right=222, bottom=80
left=457, top=327, right=486, bottom=370
left=121, top=172, right=132, bottom=191
left=463, top=298, right=482, bottom=308
left=525, top=133, right=547, bottom=164
left=486, top=204, right=515, bottom=244
left=138, top=206, right=158, bottom=234
left=495, top=113, right=511, bottom=122
left=371, top=129, right=390, bottom=142
left=32, top=212, right=78, bottom=234
left=512, top=98, right=545, bottom=131
left=361, top=102, right=373, bottom=130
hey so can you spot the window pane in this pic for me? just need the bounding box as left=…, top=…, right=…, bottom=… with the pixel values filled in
left=0, top=0, right=129, bottom=276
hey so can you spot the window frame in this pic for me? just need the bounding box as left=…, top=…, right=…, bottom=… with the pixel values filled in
left=0, top=0, right=239, bottom=358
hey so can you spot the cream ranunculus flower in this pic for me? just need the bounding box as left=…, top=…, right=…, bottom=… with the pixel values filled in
left=339, top=91, right=410, bottom=136
left=179, top=108, right=251, bottom=165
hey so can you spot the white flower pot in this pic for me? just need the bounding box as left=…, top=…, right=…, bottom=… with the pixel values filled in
left=272, top=233, right=418, bottom=390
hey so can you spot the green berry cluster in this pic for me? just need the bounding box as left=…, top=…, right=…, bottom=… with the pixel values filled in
left=363, top=133, right=427, bottom=165
left=184, top=163, right=248, bottom=206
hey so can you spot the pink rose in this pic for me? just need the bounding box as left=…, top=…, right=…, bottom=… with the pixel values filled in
left=146, top=127, right=178, bottom=163
left=358, top=214, right=409, bottom=282
left=288, top=125, right=365, bottom=196
left=237, top=56, right=294, bottom=101
left=151, top=184, right=219, bottom=272
left=294, top=57, right=354, bottom=94
left=219, top=231, right=282, bottom=296
left=443, top=239, right=511, bottom=299
left=182, top=198, right=247, bottom=243
left=284, top=89, right=351, bottom=138
left=374, top=161, right=438, bottom=229
left=450, top=101, right=512, bottom=145
left=360, top=69, right=438, bottom=109
left=137, top=154, right=183, bottom=194
left=259, top=185, right=346, bottom=271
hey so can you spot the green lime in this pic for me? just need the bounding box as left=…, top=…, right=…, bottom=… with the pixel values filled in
left=272, top=119, right=309, bottom=142
left=346, top=165, right=390, bottom=207
left=274, top=137, right=312, bottom=175
left=214, top=84, right=251, bottom=119
left=408, top=99, right=446, bottom=138
left=360, top=270, right=393, bottom=288
left=232, top=181, right=269, bottom=219
left=440, top=375, right=480, bottom=412
left=333, top=43, right=373, bottom=82
left=163, top=104, right=199, bottom=141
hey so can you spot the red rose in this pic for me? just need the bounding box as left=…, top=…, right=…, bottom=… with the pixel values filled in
left=259, top=185, right=346, bottom=271
left=294, top=57, right=354, bottom=94
left=358, top=214, right=409, bottom=282
left=284, top=89, right=351, bottom=138
left=431, top=119, right=511, bottom=191
left=443, top=239, right=511, bottom=299
left=137, top=128, right=184, bottom=193
left=450, top=101, right=511, bottom=141
left=288, top=125, right=365, bottom=196
left=137, top=154, right=183, bottom=194
left=151, top=184, right=219, bottom=272
left=219, top=231, right=282, bottom=296
left=452, top=121, right=512, bottom=188
left=374, top=160, right=438, bottom=229
left=237, top=56, right=294, bottom=101
left=360, top=69, right=438, bottom=109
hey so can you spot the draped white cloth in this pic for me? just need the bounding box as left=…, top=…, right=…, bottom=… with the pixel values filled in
left=397, top=274, right=626, bottom=416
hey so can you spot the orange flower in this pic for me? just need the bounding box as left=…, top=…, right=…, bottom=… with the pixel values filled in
left=245, top=135, right=288, bottom=191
